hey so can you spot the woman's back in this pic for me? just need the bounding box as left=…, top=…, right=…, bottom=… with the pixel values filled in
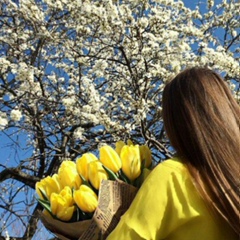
left=107, top=158, right=238, bottom=240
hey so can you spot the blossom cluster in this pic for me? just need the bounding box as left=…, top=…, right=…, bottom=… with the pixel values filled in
left=0, top=0, right=239, bottom=136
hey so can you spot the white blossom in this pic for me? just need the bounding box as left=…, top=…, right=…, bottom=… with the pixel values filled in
left=73, top=127, right=85, bottom=140
left=10, top=109, right=22, bottom=122
left=62, top=97, right=75, bottom=107
left=0, top=112, right=8, bottom=130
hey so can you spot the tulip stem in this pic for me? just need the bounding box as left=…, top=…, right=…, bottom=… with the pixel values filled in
left=37, top=198, right=54, bottom=218
left=75, top=207, right=94, bottom=221
left=79, top=174, right=93, bottom=189
left=102, top=165, right=119, bottom=181
left=118, top=170, right=131, bottom=184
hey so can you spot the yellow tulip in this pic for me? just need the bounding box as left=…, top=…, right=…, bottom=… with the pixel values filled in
left=115, top=140, right=126, bottom=155
left=127, top=139, right=134, bottom=145
left=58, top=160, right=81, bottom=189
left=99, top=145, right=122, bottom=172
left=76, top=153, right=98, bottom=181
left=73, top=185, right=98, bottom=213
left=139, top=145, right=152, bottom=168
left=50, top=186, right=75, bottom=221
left=35, top=174, right=61, bottom=200
left=88, top=161, right=108, bottom=190
left=120, top=145, right=141, bottom=181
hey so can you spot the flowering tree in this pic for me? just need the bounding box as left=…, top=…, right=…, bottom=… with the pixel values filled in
left=0, top=0, right=239, bottom=238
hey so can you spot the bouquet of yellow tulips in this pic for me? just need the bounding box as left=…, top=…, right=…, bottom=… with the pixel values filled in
left=36, top=140, right=152, bottom=240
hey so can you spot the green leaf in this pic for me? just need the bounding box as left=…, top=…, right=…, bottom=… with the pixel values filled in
left=79, top=174, right=92, bottom=188
left=141, top=159, right=146, bottom=170
left=133, top=168, right=151, bottom=188
left=118, top=169, right=131, bottom=184
left=39, top=188, right=49, bottom=201
left=102, top=165, right=119, bottom=181
left=75, top=206, right=93, bottom=221
left=37, top=198, right=52, bottom=214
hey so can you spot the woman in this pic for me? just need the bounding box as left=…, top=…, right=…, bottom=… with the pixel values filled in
left=107, top=67, right=239, bottom=240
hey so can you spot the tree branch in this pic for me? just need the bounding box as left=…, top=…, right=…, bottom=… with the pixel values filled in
left=0, top=167, right=40, bottom=189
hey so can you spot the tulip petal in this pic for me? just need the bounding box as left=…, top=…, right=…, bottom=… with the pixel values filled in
left=115, top=141, right=126, bottom=155
left=139, top=145, right=152, bottom=168
left=57, top=205, right=75, bottom=221
left=99, top=145, right=122, bottom=173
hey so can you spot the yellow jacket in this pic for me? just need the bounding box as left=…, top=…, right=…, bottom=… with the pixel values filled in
left=107, top=158, right=237, bottom=240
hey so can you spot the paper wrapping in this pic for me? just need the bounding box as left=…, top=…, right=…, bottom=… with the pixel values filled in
left=40, top=180, right=138, bottom=240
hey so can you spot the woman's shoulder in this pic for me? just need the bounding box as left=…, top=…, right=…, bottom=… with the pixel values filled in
left=151, top=157, right=189, bottom=176
left=142, top=157, right=191, bottom=192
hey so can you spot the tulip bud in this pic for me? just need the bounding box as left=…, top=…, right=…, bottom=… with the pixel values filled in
left=120, top=145, right=141, bottom=181
left=127, top=139, right=133, bottom=145
left=88, top=161, right=108, bottom=190
left=58, top=160, right=81, bottom=189
left=76, top=153, right=98, bottom=181
left=35, top=174, right=61, bottom=200
left=50, top=186, right=75, bottom=221
left=115, top=141, right=126, bottom=155
left=73, top=185, right=98, bottom=213
left=139, top=145, right=152, bottom=168
left=99, top=145, right=122, bottom=172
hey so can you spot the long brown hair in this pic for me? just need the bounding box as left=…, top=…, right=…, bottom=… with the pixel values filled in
left=162, top=67, right=240, bottom=234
